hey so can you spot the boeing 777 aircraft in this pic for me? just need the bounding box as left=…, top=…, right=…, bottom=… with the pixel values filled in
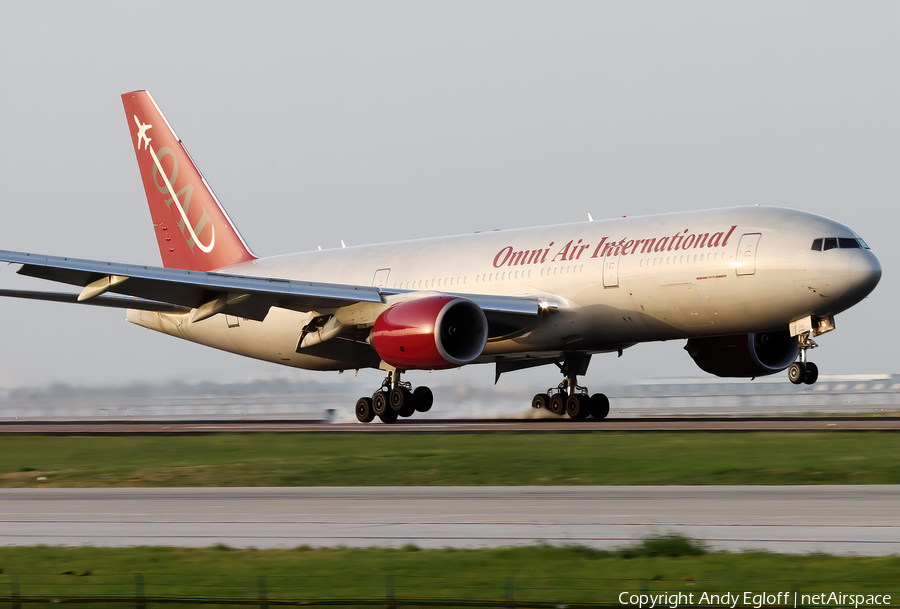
left=0, top=91, right=882, bottom=422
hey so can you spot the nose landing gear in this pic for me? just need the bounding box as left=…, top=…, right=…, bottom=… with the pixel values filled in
left=788, top=331, right=819, bottom=385
left=355, top=369, right=434, bottom=423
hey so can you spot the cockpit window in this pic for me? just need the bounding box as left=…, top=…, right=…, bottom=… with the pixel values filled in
left=812, top=236, right=869, bottom=251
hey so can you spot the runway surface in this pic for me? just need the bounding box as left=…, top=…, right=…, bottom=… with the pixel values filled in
left=2, top=416, right=900, bottom=434
left=3, top=486, right=899, bottom=555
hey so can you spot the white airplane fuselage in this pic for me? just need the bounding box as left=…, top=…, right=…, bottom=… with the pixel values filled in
left=128, top=205, right=880, bottom=373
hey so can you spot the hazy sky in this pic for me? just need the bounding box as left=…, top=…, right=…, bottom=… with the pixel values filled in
left=0, top=2, right=897, bottom=399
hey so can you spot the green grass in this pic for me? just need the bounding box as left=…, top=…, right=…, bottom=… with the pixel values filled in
left=2, top=543, right=899, bottom=602
left=1, top=432, right=900, bottom=487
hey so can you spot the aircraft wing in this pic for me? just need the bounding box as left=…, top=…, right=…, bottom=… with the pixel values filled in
left=0, top=249, right=385, bottom=321
left=0, top=250, right=548, bottom=328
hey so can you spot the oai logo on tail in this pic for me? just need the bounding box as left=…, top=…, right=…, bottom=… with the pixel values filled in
left=132, top=115, right=215, bottom=254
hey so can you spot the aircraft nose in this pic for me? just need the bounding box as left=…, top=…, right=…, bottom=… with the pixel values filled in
left=794, top=243, right=880, bottom=315
left=848, top=249, right=882, bottom=300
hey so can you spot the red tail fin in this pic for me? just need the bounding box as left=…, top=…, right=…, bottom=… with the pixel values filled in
left=122, top=91, right=256, bottom=271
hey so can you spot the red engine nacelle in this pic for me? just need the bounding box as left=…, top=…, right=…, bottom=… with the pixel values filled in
left=371, top=296, right=488, bottom=370
left=685, top=331, right=799, bottom=377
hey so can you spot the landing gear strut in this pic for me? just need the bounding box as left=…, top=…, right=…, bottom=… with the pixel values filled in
left=530, top=354, right=610, bottom=420
left=355, top=369, right=433, bottom=423
left=788, top=331, right=819, bottom=385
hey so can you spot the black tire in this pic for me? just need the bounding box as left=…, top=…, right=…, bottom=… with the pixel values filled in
left=803, top=362, right=819, bottom=385
left=413, top=386, right=434, bottom=412
left=531, top=393, right=549, bottom=410
left=590, top=393, right=610, bottom=420
left=378, top=409, right=398, bottom=423
left=788, top=362, right=806, bottom=385
left=398, top=388, right=416, bottom=417
left=548, top=393, right=565, bottom=415
left=566, top=394, right=589, bottom=420
left=389, top=388, right=408, bottom=413
left=355, top=397, right=375, bottom=423
left=372, top=391, right=389, bottom=415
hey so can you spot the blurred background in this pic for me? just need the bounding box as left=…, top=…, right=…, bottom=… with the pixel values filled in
left=1, top=374, right=896, bottom=421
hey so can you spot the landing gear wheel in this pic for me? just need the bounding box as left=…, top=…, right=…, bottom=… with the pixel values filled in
left=565, top=394, right=589, bottom=420
left=413, top=386, right=434, bottom=412
left=548, top=393, right=566, bottom=416
left=370, top=369, right=416, bottom=422
left=378, top=409, right=398, bottom=424
left=355, top=397, right=375, bottom=423
left=397, top=388, right=416, bottom=417
left=372, top=391, right=389, bottom=416
left=532, top=393, right=549, bottom=410
left=389, top=387, right=410, bottom=413
left=803, top=362, right=819, bottom=385
left=589, top=393, right=610, bottom=420
left=788, top=362, right=807, bottom=385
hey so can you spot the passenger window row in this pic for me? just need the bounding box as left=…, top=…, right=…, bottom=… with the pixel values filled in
left=811, top=237, right=868, bottom=251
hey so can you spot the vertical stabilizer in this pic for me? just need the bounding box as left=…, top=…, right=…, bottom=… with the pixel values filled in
left=122, top=90, right=256, bottom=271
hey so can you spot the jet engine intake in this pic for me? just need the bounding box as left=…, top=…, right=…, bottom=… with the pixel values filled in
left=685, top=331, right=799, bottom=378
left=371, top=296, right=488, bottom=370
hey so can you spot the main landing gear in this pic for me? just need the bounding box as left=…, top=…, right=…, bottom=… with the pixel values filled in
left=787, top=331, right=819, bottom=385
left=355, top=369, right=433, bottom=423
left=530, top=354, right=610, bottom=420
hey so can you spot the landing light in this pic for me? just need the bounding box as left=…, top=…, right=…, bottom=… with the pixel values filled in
left=538, top=300, right=558, bottom=314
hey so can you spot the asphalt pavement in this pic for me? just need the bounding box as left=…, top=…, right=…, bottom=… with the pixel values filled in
left=3, top=486, right=898, bottom=555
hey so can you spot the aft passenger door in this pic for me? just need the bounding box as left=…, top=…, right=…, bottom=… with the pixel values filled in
left=735, top=233, right=761, bottom=276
